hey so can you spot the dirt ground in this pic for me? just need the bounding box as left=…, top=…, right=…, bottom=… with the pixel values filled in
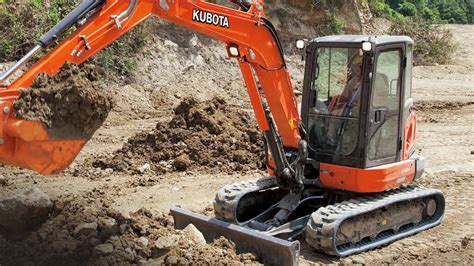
left=0, top=24, right=473, bottom=265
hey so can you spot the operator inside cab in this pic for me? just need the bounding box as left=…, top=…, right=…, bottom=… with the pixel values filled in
left=308, top=48, right=364, bottom=157
left=330, top=51, right=363, bottom=117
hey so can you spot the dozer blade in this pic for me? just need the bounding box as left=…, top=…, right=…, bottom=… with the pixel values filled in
left=171, top=207, right=300, bottom=265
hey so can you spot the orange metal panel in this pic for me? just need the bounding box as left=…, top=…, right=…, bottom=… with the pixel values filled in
left=238, top=61, right=269, bottom=131
left=403, top=112, right=417, bottom=160
left=0, top=0, right=301, bottom=174
left=320, top=160, right=416, bottom=193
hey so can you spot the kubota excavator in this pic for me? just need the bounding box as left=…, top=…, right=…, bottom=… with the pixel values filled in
left=0, top=0, right=445, bottom=264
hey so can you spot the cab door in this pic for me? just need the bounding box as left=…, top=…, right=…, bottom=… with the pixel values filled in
left=366, top=46, right=405, bottom=167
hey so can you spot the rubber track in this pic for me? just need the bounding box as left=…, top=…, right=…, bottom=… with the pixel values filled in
left=305, top=186, right=445, bottom=257
left=213, top=177, right=277, bottom=223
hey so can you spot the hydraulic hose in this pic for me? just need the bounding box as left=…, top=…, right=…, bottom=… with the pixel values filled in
left=39, top=0, right=104, bottom=48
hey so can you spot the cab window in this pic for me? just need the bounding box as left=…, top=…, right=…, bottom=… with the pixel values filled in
left=368, top=49, right=402, bottom=161
left=307, top=47, right=363, bottom=156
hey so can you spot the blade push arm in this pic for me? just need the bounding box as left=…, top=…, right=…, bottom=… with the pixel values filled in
left=0, top=0, right=301, bottom=177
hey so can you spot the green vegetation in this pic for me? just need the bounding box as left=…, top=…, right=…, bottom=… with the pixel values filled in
left=0, top=1, right=79, bottom=61
left=371, top=1, right=406, bottom=20
left=311, top=0, right=348, bottom=34
left=328, top=13, right=346, bottom=34
left=91, top=26, right=148, bottom=80
left=389, top=18, right=456, bottom=65
left=369, top=1, right=462, bottom=65
left=0, top=0, right=147, bottom=79
left=370, top=0, right=474, bottom=24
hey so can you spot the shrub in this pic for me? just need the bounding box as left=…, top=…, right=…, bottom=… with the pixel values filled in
left=370, top=0, right=405, bottom=21
left=0, top=0, right=79, bottom=61
left=389, top=18, right=456, bottom=65
left=397, top=2, right=418, bottom=16
left=91, top=26, right=148, bottom=80
left=420, top=6, right=441, bottom=21
left=0, top=0, right=148, bottom=79
left=328, top=13, right=345, bottom=34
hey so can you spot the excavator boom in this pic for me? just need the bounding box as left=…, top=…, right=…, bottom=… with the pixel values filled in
left=0, top=1, right=445, bottom=264
left=0, top=0, right=300, bottom=175
left=0, top=1, right=304, bottom=262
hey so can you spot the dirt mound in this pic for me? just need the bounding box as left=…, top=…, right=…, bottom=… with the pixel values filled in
left=414, top=101, right=474, bottom=111
left=164, top=236, right=257, bottom=265
left=0, top=188, right=258, bottom=265
left=94, top=97, right=265, bottom=174
left=13, top=63, right=113, bottom=139
left=414, top=101, right=474, bottom=123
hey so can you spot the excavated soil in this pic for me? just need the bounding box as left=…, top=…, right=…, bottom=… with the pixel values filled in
left=0, top=188, right=257, bottom=265
left=93, top=97, right=265, bottom=174
left=0, top=23, right=473, bottom=265
left=13, top=63, right=113, bottom=139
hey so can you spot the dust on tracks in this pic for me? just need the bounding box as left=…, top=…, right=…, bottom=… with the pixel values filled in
left=300, top=172, right=474, bottom=265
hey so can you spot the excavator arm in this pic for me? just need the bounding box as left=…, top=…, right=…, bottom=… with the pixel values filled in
left=2, top=3, right=446, bottom=264
left=0, top=0, right=301, bottom=177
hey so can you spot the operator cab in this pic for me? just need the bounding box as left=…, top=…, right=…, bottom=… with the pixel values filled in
left=300, top=36, right=414, bottom=169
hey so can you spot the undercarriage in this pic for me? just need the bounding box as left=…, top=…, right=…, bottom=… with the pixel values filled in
left=212, top=177, right=445, bottom=257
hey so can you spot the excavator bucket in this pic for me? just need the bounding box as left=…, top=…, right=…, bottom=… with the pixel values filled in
left=0, top=94, right=85, bottom=175
left=0, top=0, right=109, bottom=175
left=171, top=207, right=300, bottom=265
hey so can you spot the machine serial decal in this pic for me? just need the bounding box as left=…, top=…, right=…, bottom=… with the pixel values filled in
left=192, top=9, right=230, bottom=28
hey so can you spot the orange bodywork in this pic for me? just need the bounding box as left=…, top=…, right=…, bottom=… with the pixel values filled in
left=403, top=112, right=417, bottom=160
left=0, top=0, right=301, bottom=175
left=319, top=160, right=416, bottom=193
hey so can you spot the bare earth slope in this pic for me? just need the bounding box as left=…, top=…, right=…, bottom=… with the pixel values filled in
left=0, top=25, right=473, bottom=264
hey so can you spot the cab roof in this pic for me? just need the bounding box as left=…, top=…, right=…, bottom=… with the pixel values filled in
left=311, top=35, right=413, bottom=46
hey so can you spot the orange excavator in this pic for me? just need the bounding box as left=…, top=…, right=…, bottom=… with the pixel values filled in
left=0, top=0, right=444, bottom=264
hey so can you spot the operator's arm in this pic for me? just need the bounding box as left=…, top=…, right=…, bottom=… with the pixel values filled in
left=0, top=0, right=301, bottom=180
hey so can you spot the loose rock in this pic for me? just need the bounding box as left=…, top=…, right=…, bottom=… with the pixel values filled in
left=137, top=236, right=149, bottom=247
left=165, top=255, right=179, bottom=264
left=0, top=176, right=7, bottom=186
left=183, top=224, right=206, bottom=245
left=352, top=257, right=366, bottom=264
left=94, top=243, right=114, bottom=255
left=461, top=236, right=472, bottom=248
left=74, top=222, right=98, bottom=237
left=138, top=163, right=152, bottom=174
left=155, top=235, right=181, bottom=250
left=0, top=187, right=53, bottom=237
